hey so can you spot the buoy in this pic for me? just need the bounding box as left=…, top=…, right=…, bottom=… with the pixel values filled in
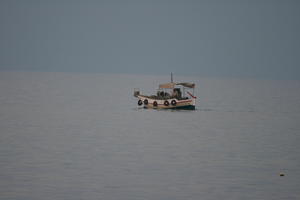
left=143, top=99, right=148, bottom=105
left=138, top=99, right=143, bottom=106
left=171, top=100, right=177, bottom=106
left=164, top=100, right=169, bottom=106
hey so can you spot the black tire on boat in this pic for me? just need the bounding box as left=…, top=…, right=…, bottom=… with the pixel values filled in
left=143, top=99, right=148, bottom=105
left=138, top=99, right=143, bottom=106
left=164, top=100, right=169, bottom=106
left=153, top=101, right=158, bottom=107
left=171, top=100, right=177, bottom=106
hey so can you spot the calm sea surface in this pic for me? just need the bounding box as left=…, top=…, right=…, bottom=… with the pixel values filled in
left=0, top=71, right=299, bottom=200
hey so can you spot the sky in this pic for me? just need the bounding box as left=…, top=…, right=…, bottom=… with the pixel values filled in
left=0, top=0, right=299, bottom=79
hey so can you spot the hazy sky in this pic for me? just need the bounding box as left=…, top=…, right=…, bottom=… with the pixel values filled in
left=0, top=0, right=299, bottom=79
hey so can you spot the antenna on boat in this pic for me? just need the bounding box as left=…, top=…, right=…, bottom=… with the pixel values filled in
left=171, top=72, right=173, bottom=83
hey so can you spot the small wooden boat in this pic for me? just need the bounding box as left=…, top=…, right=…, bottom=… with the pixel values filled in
left=133, top=74, right=196, bottom=110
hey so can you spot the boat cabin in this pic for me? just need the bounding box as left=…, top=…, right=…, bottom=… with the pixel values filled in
left=157, top=82, right=195, bottom=100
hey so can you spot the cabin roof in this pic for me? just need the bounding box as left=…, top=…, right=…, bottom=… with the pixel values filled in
left=159, top=82, right=195, bottom=89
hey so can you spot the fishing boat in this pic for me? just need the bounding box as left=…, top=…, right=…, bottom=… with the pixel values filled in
left=133, top=74, right=197, bottom=110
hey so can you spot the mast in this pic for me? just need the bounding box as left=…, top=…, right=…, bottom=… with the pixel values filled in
left=171, top=72, right=173, bottom=83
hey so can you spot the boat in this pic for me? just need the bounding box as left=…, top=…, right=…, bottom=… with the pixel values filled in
left=133, top=74, right=197, bottom=110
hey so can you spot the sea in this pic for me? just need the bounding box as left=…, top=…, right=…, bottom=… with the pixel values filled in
left=0, top=71, right=299, bottom=200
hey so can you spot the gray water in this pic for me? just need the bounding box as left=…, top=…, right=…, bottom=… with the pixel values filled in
left=0, top=71, right=299, bottom=200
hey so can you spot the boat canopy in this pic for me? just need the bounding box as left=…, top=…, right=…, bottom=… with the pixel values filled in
left=159, top=82, right=176, bottom=89
left=159, top=82, right=195, bottom=89
left=177, top=82, right=195, bottom=88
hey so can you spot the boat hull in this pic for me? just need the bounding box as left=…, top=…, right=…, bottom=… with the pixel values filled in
left=136, top=95, right=196, bottom=110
